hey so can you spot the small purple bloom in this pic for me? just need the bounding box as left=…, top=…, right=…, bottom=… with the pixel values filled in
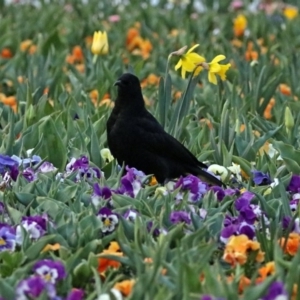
left=66, top=289, right=85, bottom=300
left=22, top=168, right=37, bottom=182
left=11, top=154, right=42, bottom=168
left=0, top=201, right=4, bottom=214
left=290, top=199, right=299, bottom=212
left=261, top=281, right=288, bottom=300
left=16, top=276, right=57, bottom=299
left=91, top=183, right=112, bottom=206
left=0, top=224, right=16, bottom=252
left=201, top=295, right=225, bottom=300
left=288, top=175, right=300, bottom=193
left=0, top=154, right=19, bottom=181
left=66, top=156, right=101, bottom=182
left=282, top=216, right=295, bottom=231
left=33, top=259, right=66, bottom=284
left=170, top=211, right=191, bottom=225
left=116, top=167, right=146, bottom=197
left=210, top=186, right=225, bottom=201
left=252, top=170, right=272, bottom=186
left=123, top=209, right=139, bottom=221
left=147, top=221, right=167, bottom=237
left=97, top=207, right=119, bottom=234
left=16, top=215, right=49, bottom=244
left=38, top=162, right=57, bottom=173
left=174, top=175, right=208, bottom=202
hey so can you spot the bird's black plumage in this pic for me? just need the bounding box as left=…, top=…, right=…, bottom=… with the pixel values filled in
left=106, top=73, right=222, bottom=186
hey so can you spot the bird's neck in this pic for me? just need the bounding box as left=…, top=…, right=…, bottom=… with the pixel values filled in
left=114, top=96, right=145, bottom=113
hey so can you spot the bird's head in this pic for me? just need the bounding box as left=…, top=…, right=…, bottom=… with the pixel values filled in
left=114, top=73, right=145, bottom=108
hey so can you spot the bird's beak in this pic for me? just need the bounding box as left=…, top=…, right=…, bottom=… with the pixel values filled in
left=114, top=80, right=122, bottom=87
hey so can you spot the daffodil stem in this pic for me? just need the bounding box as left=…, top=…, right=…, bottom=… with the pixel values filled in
left=92, top=54, right=98, bottom=64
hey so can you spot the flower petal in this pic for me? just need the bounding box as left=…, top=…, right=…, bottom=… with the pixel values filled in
left=175, top=59, right=182, bottom=70
left=208, top=72, right=217, bottom=85
left=187, top=44, right=199, bottom=54
left=211, top=54, right=226, bottom=63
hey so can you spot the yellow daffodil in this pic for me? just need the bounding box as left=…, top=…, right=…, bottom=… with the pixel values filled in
left=207, top=55, right=231, bottom=85
left=283, top=6, right=298, bottom=20
left=91, top=31, right=109, bottom=55
left=175, top=44, right=205, bottom=79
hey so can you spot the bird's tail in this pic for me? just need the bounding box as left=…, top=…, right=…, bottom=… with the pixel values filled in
left=196, top=168, right=224, bottom=187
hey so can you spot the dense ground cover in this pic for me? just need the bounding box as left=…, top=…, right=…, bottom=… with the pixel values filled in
left=1, top=0, right=300, bottom=299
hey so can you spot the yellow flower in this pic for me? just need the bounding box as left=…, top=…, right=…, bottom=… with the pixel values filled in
left=100, top=148, right=114, bottom=163
left=91, top=31, right=109, bottom=55
left=283, top=6, right=298, bottom=20
left=207, top=55, right=231, bottom=85
left=233, top=14, right=247, bottom=37
left=175, top=44, right=205, bottom=79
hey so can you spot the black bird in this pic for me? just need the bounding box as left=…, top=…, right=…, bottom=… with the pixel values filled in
left=106, top=73, right=223, bottom=186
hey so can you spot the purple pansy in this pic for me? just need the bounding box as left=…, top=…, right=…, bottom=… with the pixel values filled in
left=174, top=175, right=208, bottom=203
left=117, top=167, right=146, bottom=198
left=22, top=168, right=37, bottom=182
left=287, top=175, right=300, bottom=193
left=170, top=211, right=191, bottom=225
left=11, top=154, right=42, bottom=168
left=261, top=281, right=288, bottom=300
left=16, top=215, right=49, bottom=244
left=0, top=224, right=16, bottom=252
left=147, top=221, right=167, bottom=237
left=39, top=162, right=57, bottom=173
left=220, top=216, right=255, bottom=243
left=201, top=295, right=225, bottom=300
left=33, top=259, right=66, bottom=284
left=123, top=209, right=139, bottom=221
left=210, top=186, right=225, bottom=201
left=0, top=154, right=19, bottom=181
left=282, top=216, right=295, bottom=231
left=97, top=207, right=119, bottom=234
left=252, top=170, right=272, bottom=186
left=91, top=183, right=112, bottom=206
left=66, top=156, right=101, bottom=182
left=16, top=276, right=57, bottom=299
left=290, top=199, right=299, bottom=212
left=66, top=289, right=85, bottom=300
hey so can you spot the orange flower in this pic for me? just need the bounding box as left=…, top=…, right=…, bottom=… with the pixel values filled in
left=66, top=45, right=84, bottom=64
left=256, top=261, right=275, bottom=283
left=41, top=243, right=61, bottom=253
left=279, top=84, right=291, bottom=96
left=231, top=38, right=243, bottom=48
left=149, top=176, right=158, bottom=186
left=279, top=232, right=300, bottom=256
left=98, top=241, right=123, bottom=273
left=263, top=98, right=276, bottom=120
left=245, top=42, right=258, bottom=61
left=0, top=94, right=17, bottom=113
left=20, top=40, right=37, bottom=54
left=223, top=235, right=265, bottom=267
left=238, top=276, right=251, bottom=294
left=233, top=14, right=247, bottom=37
left=126, top=27, right=152, bottom=59
left=89, top=90, right=113, bottom=107
left=141, top=73, right=160, bottom=88
left=1, top=48, right=13, bottom=59
left=114, top=279, right=135, bottom=297
left=199, top=118, right=213, bottom=130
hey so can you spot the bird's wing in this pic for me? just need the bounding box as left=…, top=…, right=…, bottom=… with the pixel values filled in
left=135, top=112, right=208, bottom=169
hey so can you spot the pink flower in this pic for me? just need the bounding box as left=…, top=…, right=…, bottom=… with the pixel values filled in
left=108, top=15, right=120, bottom=23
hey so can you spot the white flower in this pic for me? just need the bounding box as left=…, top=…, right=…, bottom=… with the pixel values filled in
left=154, top=186, right=168, bottom=197
left=96, top=289, right=123, bottom=300
left=227, top=163, right=242, bottom=181
left=207, top=164, right=228, bottom=181
left=100, top=148, right=114, bottom=163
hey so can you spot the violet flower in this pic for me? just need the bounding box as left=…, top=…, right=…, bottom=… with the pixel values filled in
left=0, top=224, right=16, bottom=252
left=11, top=154, right=41, bottom=168
left=287, top=175, right=300, bottom=193
left=261, top=281, right=288, bottom=300
left=201, top=295, right=225, bottom=300
left=33, top=259, right=66, bottom=284
left=38, top=162, right=57, bottom=173
left=147, top=221, right=167, bottom=237
left=252, top=170, right=272, bottom=186
left=117, top=167, right=146, bottom=197
left=97, top=207, right=119, bottom=234
left=66, top=288, right=85, bottom=300
left=66, top=156, right=101, bottom=181
left=91, top=183, right=112, bottom=207
left=174, top=175, right=208, bottom=203
left=210, top=186, right=225, bottom=201
left=22, top=168, right=37, bottom=182
left=170, top=211, right=191, bottom=225
left=0, top=154, right=19, bottom=181
left=16, top=215, right=49, bottom=244
left=123, top=209, right=139, bottom=221
left=15, top=276, right=57, bottom=299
